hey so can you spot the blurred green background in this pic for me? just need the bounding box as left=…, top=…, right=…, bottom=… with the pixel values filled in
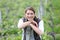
left=0, top=0, right=60, bottom=40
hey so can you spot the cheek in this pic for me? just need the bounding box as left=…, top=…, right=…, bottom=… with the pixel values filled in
left=25, top=13, right=35, bottom=18
left=25, top=14, right=29, bottom=18
left=33, top=15, right=35, bottom=18
left=32, top=14, right=35, bottom=17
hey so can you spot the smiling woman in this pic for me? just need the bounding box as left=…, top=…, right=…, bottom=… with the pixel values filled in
left=18, top=6, right=44, bottom=40
left=25, top=7, right=35, bottom=21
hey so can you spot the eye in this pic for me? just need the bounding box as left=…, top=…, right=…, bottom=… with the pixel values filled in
left=30, top=13, right=33, bottom=15
left=26, top=13, right=34, bottom=15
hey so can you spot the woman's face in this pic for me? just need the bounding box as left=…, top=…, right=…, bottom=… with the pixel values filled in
left=25, top=10, right=35, bottom=21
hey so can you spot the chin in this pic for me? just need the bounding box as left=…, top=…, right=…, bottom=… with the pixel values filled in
left=28, top=18, right=33, bottom=20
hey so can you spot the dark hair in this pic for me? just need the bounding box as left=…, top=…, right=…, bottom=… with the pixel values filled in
left=25, top=6, right=35, bottom=14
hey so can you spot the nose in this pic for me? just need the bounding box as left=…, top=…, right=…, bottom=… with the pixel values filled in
left=28, top=14, right=32, bottom=17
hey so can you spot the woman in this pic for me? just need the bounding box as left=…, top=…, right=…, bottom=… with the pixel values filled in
left=18, top=6, right=44, bottom=40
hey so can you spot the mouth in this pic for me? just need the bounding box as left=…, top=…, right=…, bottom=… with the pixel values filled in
left=27, top=18, right=33, bottom=20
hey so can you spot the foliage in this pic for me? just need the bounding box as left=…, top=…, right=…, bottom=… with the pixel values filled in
left=0, top=0, right=60, bottom=40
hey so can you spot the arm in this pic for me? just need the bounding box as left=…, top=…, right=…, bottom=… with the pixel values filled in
left=18, top=19, right=31, bottom=29
left=30, top=20, right=44, bottom=35
left=30, top=24, right=43, bottom=35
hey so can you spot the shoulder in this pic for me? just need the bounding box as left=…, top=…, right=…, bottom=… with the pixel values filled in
left=37, top=17, right=43, bottom=22
left=40, top=20, right=43, bottom=22
left=18, top=18, right=23, bottom=22
left=39, top=19, right=44, bottom=23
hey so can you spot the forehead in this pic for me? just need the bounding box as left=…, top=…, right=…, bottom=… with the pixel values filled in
left=26, top=10, right=34, bottom=13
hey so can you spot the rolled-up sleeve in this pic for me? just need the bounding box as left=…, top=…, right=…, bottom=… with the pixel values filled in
left=18, top=19, right=23, bottom=28
left=39, top=20, right=44, bottom=33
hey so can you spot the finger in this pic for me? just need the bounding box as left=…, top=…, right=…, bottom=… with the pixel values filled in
left=35, top=23, right=38, bottom=27
left=32, top=21, right=38, bottom=27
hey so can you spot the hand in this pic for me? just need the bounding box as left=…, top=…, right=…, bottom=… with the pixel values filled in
left=30, top=20, right=38, bottom=27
